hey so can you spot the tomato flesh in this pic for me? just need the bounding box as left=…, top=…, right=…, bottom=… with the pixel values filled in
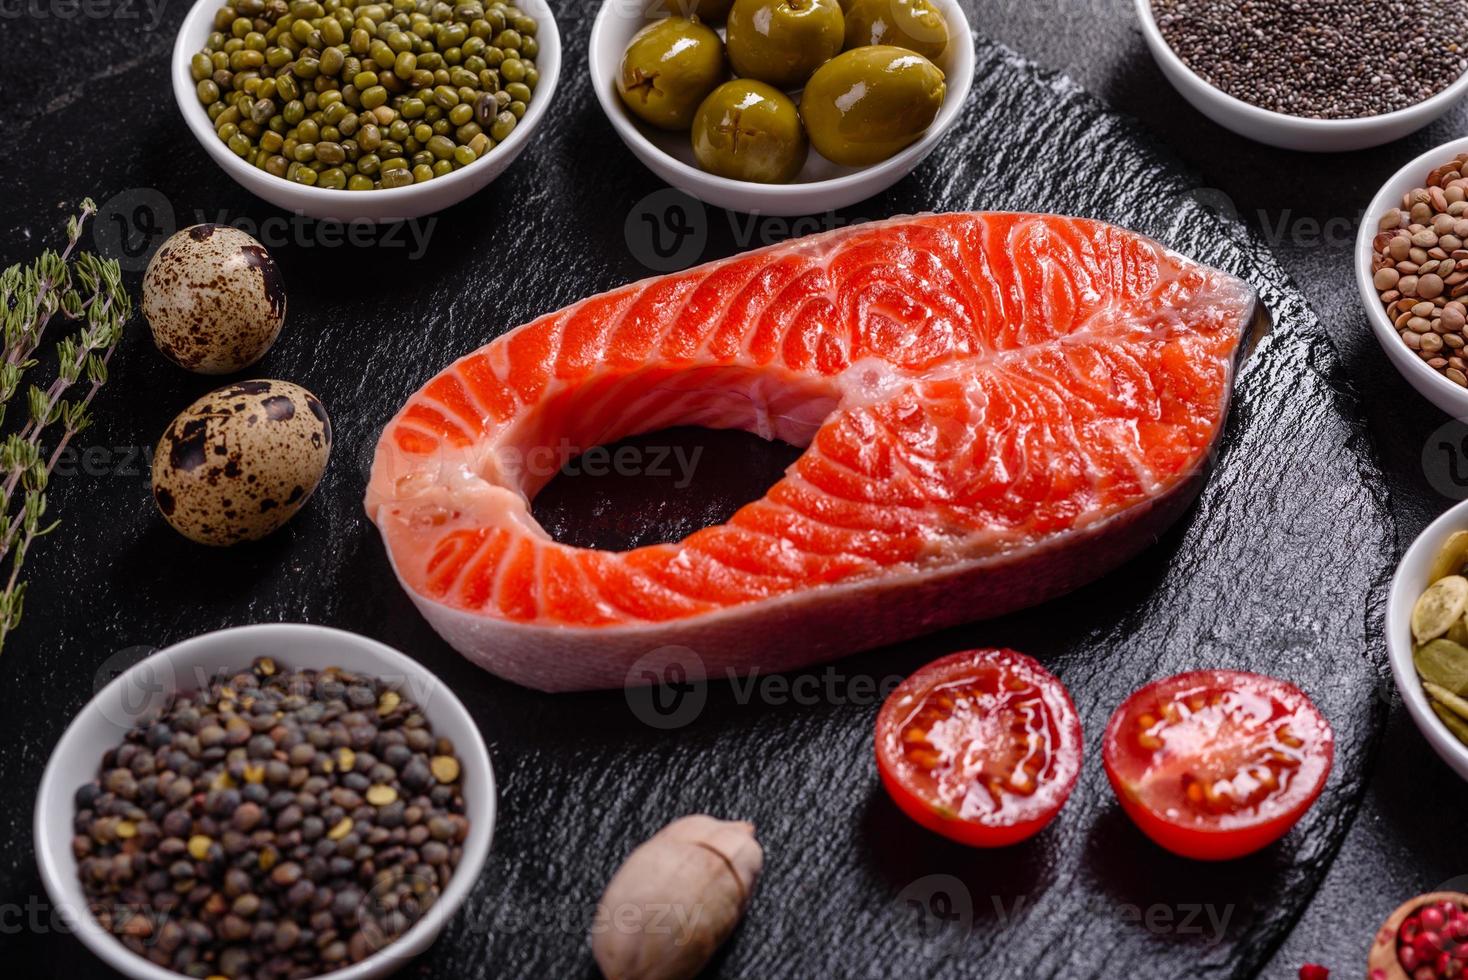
left=875, top=648, right=1082, bottom=847
left=1101, top=670, right=1333, bottom=861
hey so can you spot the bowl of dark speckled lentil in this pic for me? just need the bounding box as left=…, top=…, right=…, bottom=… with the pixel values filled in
left=1135, top=0, right=1468, bottom=151
left=34, top=623, right=494, bottom=980
left=1359, top=136, right=1468, bottom=416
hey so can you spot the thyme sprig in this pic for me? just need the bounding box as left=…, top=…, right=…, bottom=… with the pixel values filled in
left=0, top=200, right=131, bottom=649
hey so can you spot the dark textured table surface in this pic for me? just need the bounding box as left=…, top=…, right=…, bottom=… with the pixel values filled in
left=3, top=0, right=1467, bottom=978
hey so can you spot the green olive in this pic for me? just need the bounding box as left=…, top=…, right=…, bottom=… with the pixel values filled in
left=841, top=0, right=949, bottom=60
left=617, top=17, right=727, bottom=130
left=800, top=45, right=944, bottom=166
left=652, top=0, right=735, bottom=21
left=691, top=80, right=807, bottom=183
left=725, top=0, right=844, bottom=90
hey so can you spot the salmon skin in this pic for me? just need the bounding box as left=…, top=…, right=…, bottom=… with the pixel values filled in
left=366, top=213, right=1256, bottom=692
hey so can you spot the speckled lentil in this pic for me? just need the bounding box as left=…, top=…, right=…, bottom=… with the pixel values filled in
left=1372, top=152, right=1468, bottom=387
left=1150, top=0, right=1468, bottom=119
left=73, top=658, right=469, bottom=979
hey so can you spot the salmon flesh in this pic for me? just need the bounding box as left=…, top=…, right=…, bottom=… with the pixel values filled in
left=366, top=213, right=1256, bottom=692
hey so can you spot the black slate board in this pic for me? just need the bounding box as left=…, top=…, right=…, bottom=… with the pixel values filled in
left=0, top=3, right=1400, bottom=978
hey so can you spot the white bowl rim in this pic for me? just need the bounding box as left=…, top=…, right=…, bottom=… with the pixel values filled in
left=587, top=0, right=976, bottom=199
left=1134, top=0, right=1468, bottom=132
left=170, top=0, right=562, bottom=209
left=1389, top=500, right=1468, bottom=778
left=33, top=622, right=496, bottom=980
left=1355, top=134, right=1468, bottom=411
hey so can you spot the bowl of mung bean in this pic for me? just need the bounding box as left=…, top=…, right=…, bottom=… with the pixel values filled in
left=34, top=623, right=495, bottom=980
left=1135, top=0, right=1468, bottom=152
left=1358, top=136, right=1468, bottom=416
left=172, top=0, right=560, bottom=221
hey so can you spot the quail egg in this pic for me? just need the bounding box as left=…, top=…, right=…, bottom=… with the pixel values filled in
left=143, top=225, right=287, bottom=375
left=153, top=380, right=331, bottom=546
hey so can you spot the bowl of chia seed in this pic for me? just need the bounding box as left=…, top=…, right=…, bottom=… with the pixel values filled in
left=1136, top=0, right=1468, bottom=152
left=34, top=623, right=495, bottom=980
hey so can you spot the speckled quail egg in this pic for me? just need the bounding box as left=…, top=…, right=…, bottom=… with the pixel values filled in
left=153, top=380, right=331, bottom=546
left=143, top=225, right=286, bottom=375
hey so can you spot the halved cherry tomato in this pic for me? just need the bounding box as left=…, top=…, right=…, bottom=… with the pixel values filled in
left=1101, top=670, right=1333, bottom=861
left=874, top=648, right=1082, bottom=847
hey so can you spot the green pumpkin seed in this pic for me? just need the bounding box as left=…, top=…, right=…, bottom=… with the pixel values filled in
left=1415, top=638, right=1468, bottom=695
left=1431, top=531, right=1468, bottom=584
left=1413, top=575, right=1468, bottom=643
left=1425, top=680, right=1468, bottom=723
left=1434, top=701, right=1468, bottom=744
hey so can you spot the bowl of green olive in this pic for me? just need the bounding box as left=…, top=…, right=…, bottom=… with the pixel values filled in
left=589, top=0, right=974, bottom=215
left=172, top=0, right=561, bottom=221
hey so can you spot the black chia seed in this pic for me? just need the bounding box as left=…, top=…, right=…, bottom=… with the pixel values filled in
left=72, top=657, right=470, bottom=979
left=1151, top=0, right=1468, bottom=119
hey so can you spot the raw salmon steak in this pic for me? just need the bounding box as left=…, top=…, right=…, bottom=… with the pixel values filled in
left=366, top=213, right=1256, bottom=692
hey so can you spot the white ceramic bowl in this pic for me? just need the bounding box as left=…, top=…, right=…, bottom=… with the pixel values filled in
left=35, top=623, right=495, bottom=980
left=1135, top=0, right=1468, bottom=152
left=1357, top=136, right=1468, bottom=417
left=172, top=0, right=561, bottom=221
left=588, top=0, right=975, bottom=215
left=1389, top=500, right=1468, bottom=782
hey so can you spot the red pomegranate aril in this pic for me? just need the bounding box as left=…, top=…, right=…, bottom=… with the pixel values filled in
left=1298, top=965, right=1329, bottom=980
left=1440, top=951, right=1454, bottom=975
left=1418, top=966, right=1439, bottom=980
left=1426, top=908, right=1449, bottom=931
left=1406, top=917, right=1424, bottom=942
left=1402, top=945, right=1422, bottom=971
left=1419, top=932, right=1446, bottom=959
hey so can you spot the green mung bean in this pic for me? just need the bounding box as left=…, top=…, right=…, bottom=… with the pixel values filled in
left=192, top=0, right=538, bottom=191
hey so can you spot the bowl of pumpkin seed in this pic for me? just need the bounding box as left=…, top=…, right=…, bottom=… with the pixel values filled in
left=1392, top=500, right=1468, bottom=780
left=171, top=0, right=561, bottom=221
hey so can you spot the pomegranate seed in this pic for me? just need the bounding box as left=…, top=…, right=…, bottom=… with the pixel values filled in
left=1425, top=908, right=1448, bottom=931
left=1441, top=900, right=1461, bottom=919
left=1416, top=967, right=1437, bottom=980
left=1405, top=919, right=1424, bottom=942
left=1440, top=951, right=1454, bottom=974
left=1419, top=931, right=1446, bottom=959
left=1402, top=945, right=1421, bottom=971
left=1298, top=965, right=1329, bottom=980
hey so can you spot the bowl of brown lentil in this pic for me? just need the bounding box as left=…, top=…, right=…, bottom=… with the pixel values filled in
left=171, top=0, right=560, bottom=222
left=34, top=623, right=495, bottom=980
left=1136, top=0, right=1468, bottom=152
left=1359, top=138, right=1468, bottom=414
